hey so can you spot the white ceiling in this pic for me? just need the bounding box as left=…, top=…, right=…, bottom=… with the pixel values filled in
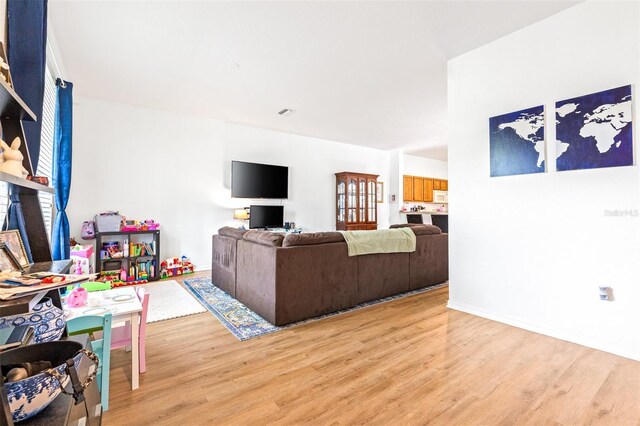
left=49, top=1, right=578, bottom=161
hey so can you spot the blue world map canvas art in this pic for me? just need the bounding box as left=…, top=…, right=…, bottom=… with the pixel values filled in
left=489, top=105, right=545, bottom=177
left=556, top=85, right=633, bottom=171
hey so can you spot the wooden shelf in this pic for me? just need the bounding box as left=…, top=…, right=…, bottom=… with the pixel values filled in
left=99, top=254, right=155, bottom=262
left=0, top=77, right=36, bottom=122
left=0, top=171, right=54, bottom=194
left=96, top=231, right=161, bottom=282
left=0, top=260, right=73, bottom=316
left=96, top=229, right=159, bottom=236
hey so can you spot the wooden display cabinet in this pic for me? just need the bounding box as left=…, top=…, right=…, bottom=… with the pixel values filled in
left=335, top=172, right=378, bottom=231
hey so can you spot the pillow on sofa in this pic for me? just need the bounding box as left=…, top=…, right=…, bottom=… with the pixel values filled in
left=283, top=232, right=345, bottom=247
left=218, top=226, right=248, bottom=240
left=243, top=230, right=285, bottom=247
left=390, top=224, right=442, bottom=235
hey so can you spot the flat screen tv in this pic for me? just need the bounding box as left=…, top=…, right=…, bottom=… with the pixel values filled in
left=249, top=205, right=284, bottom=229
left=231, top=161, right=289, bottom=199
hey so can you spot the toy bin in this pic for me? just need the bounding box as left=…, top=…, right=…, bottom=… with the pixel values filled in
left=71, top=244, right=94, bottom=275
left=94, top=212, right=122, bottom=232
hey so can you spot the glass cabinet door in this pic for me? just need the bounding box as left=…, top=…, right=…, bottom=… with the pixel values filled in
left=359, top=178, right=366, bottom=222
left=337, top=179, right=346, bottom=222
left=368, top=179, right=376, bottom=223
left=348, top=178, right=357, bottom=223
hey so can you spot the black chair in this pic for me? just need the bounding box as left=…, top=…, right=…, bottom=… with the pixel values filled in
left=406, top=214, right=424, bottom=224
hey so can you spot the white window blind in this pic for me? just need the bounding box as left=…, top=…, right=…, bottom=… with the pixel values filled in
left=0, top=66, right=56, bottom=238
left=37, top=66, right=56, bottom=239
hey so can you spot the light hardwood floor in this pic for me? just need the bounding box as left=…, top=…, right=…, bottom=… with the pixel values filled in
left=104, top=272, right=640, bottom=425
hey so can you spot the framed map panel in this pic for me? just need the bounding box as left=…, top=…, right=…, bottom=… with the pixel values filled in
left=556, top=85, right=633, bottom=171
left=489, top=105, right=546, bottom=177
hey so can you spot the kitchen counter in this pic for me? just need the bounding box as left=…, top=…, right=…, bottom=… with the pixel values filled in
left=400, top=211, right=448, bottom=232
left=400, top=211, right=448, bottom=216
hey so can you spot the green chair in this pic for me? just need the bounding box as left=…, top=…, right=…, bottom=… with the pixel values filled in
left=66, top=313, right=112, bottom=412
left=66, top=282, right=111, bottom=293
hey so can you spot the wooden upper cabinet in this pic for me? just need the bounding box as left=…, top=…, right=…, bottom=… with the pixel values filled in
left=423, top=178, right=434, bottom=202
left=403, top=175, right=448, bottom=202
left=413, top=177, right=424, bottom=201
left=403, top=175, right=413, bottom=201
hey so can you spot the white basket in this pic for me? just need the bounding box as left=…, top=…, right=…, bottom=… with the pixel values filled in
left=94, top=213, right=122, bottom=232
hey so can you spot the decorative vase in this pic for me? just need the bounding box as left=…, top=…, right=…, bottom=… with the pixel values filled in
left=2, top=341, right=86, bottom=423
left=0, top=298, right=66, bottom=343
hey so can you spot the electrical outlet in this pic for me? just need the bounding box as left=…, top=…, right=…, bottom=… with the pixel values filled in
left=599, top=286, right=613, bottom=301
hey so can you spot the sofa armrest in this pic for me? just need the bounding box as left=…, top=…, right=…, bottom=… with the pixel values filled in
left=236, top=240, right=279, bottom=324
left=409, top=233, right=448, bottom=289
left=212, top=234, right=239, bottom=297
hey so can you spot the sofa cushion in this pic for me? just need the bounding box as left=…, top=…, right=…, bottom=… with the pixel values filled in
left=390, top=224, right=442, bottom=235
left=218, top=226, right=248, bottom=240
left=243, top=230, right=285, bottom=247
left=283, top=232, right=345, bottom=247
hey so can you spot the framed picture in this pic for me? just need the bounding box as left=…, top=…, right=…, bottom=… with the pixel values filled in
left=376, top=182, right=384, bottom=203
left=556, top=85, right=632, bottom=171
left=0, top=230, right=29, bottom=268
left=0, top=243, right=23, bottom=272
left=489, top=105, right=546, bottom=177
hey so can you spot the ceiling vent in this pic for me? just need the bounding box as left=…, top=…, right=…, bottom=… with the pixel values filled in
left=278, top=108, right=295, bottom=116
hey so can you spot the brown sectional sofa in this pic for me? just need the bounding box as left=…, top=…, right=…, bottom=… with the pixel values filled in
left=211, top=224, right=448, bottom=326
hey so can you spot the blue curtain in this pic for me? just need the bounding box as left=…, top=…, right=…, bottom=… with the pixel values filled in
left=52, top=79, right=73, bottom=260
left=7, top=0, right=48, bottom=172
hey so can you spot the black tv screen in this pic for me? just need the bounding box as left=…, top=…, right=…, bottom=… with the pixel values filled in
left=249, top=205, right=284, bottom=229
left=232, top=161, right=288, bottom=199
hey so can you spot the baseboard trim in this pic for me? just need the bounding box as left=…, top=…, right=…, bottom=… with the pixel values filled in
left=447, top=301, right=640, bottom=361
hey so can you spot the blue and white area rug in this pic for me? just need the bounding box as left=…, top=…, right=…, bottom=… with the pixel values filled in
left=183, top=277, right=448, bottom=341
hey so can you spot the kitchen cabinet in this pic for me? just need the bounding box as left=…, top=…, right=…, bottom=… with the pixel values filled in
left=403, top=176, right=413, bottom=201
left=423, top=178, right=434, bottom=202
left=335, top=172, right=378, bottom=231
left=402, top=175, right=447, bottom=202
left=413, top=177, right=424, bottom=202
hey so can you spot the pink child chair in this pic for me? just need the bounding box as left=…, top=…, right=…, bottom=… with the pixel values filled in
left=111, top=287, right=149, bottom=373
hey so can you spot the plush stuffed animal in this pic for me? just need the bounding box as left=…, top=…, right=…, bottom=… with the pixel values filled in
left=0, top=137, right=29, bottom=178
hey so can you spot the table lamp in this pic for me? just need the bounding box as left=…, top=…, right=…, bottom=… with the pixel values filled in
left=234, top=208, right=250, bottom=229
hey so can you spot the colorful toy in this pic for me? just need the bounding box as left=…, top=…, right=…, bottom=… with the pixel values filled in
left=42, top=275, right=66, bottom=284
left=120, top=219, right=141, bottom=232
left=111, top=279, right=148, bottom=287
left=71, top=244, right=93, bottom=275
left=160, top=256, right=194, bottom=278
left=142, top=220, right=160, bottom=231
left=65, top=287, right=88, bottom=307
left=120, top=218, right=160, bottom=232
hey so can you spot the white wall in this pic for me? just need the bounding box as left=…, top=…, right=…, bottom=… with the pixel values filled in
left=68, top=97, right=390, bottom=269
left=403, top=154, right=448, bottom=179
left=447, top=1, right=640, bottom=360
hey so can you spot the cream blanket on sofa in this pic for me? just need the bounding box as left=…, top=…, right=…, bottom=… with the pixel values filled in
left=339, top=228, right=416, bottom=256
